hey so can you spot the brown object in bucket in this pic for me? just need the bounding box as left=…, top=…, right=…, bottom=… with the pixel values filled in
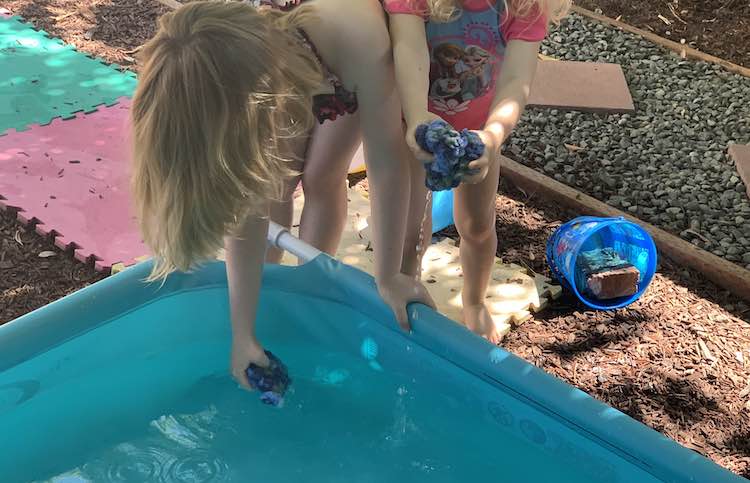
left=578, top=247, right=640, bottom=300
left=587, top=265, right=641, bottom=300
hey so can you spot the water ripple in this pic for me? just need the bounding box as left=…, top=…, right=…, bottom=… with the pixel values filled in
left=166, top=451, right=229, bottom=483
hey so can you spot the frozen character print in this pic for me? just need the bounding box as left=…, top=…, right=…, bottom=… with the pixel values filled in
left=460, top=45, right=491, bottom=101
left=430, top=77, right=462, bottom=100
left=432, top=43, right=464, bottom=80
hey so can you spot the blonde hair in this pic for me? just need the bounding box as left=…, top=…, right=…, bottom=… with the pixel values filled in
left=424, top=0, right=570, bottom=24
left=131, top=1, right=322, bottom=280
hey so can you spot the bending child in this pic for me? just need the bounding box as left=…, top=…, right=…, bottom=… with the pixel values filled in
left=386, top=0, right=569, bottom=342
left=131, top=0, right=433, bottom=388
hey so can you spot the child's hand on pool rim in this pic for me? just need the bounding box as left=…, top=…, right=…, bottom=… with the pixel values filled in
left=378, top=273, right=436, bottom=332
left=231, top=337, right=270, bottom=390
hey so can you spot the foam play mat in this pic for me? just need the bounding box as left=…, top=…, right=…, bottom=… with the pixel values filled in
left=0, top=14, right=142, bottom=271
left=0, top=15, right=136, bottom=134
left=0, top=99, right=145, bottom=271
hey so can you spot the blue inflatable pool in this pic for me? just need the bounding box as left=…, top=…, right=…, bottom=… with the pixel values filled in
left=0, top=231, right=744, bottom=482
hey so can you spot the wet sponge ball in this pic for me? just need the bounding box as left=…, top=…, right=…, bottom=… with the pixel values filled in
left=415, top=119, right=485, bottom=191
left=245, top=351, right=292, bottom=407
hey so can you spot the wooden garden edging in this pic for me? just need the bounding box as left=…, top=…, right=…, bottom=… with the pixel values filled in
left=499, top=155, right=750, bottom=303
left=571, top=5, right=750, bottom=78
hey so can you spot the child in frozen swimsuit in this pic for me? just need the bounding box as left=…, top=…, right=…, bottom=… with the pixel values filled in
left=131, top=0, right=433, bottom=387
left=385, top=0, right=568, bottom=342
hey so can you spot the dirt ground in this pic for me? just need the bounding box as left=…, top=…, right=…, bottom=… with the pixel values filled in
left=575, top=0, right=750, bottom=68
left=1, top=0, right=749, bottom=477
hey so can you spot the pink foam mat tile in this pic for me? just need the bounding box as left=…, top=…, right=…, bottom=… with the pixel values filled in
left=0, top=97, right=147, bottom=271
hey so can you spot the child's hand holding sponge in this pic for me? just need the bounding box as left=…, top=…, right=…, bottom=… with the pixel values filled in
left=245, top=350, right=291, bottom=407
left=415, top=119, right=485, bottom=191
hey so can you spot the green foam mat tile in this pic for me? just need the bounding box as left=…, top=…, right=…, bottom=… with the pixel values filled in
left=0, top=15, right=136, bottom=133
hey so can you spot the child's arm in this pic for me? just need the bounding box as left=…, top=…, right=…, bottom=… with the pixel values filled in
left=388, top=13, right=442, bottom=161
left=338, top=10, right=435, bottom=330
left=224, top=211, right=271, bottom=388
left=465, top=40, right=541, bottom=183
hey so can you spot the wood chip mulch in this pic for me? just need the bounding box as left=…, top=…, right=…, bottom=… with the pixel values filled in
left=2, top=0, right=749, bottom=478
left=1, top=209, right=105, bottom=323
left=576, top=0, right=750, bottom=69
left=489, top=182, right=750, bottom=478
left=3, top=0, right=168, bottom=68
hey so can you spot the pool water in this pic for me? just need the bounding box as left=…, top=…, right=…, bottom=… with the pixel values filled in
left=37, top=355, right=595, bottom=483
left=0, top=286, right=668, bottom=482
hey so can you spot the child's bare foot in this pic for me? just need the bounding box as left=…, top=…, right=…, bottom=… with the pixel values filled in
left=463, top=303, right=504, bottom=344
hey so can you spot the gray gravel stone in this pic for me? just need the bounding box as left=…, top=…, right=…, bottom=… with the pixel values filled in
left=514, top=13, right=750, bottom=268
left=727, top=246, right=742, bottom=256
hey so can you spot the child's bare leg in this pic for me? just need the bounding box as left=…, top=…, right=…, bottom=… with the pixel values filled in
left=454, top=159, right=502, bottom=343
left=266, top=136, right=307, bottom=263
left=299, top=112, right=362, bottom=257
left=401, top=157, right=432, bottom=278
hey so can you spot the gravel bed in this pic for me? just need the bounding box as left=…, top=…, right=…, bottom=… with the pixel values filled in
left=507, top=13, right=750, bottom=269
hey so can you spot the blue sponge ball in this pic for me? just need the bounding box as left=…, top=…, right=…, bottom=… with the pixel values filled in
left=415, top=120, right=485, bottom=192
left=245, top=350, right=291, bottom=407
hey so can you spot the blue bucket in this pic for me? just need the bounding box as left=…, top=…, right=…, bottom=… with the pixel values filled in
left=546, top=216, right=658, bottom=310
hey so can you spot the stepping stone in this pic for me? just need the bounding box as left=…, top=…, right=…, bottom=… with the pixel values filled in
left=528, top=60, right=634, bottom=113
left=281, top=186, right=561, bottom=334
left=0, top=15, right=136, bottom=134
left=729, top=144, right=750, bottom=199
left=0, top=99, right=146, bottom=271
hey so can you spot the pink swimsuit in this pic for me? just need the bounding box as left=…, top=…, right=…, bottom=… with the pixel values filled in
left=384, top=0, right=547, bottom=129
